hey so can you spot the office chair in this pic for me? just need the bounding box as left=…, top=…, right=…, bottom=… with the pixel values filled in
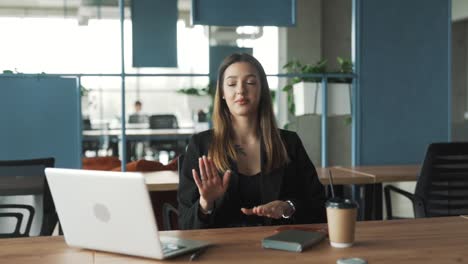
left=129, top=113, right=149, bottom=124
left=162, top=154, right=183, bottom=231
left=149, top=114, right=178, bottom=129
left=0, top=158, right=58, bottom=238
left=148, top=114, right=183, bottom=161
left=0, top=204, right=35, bottom=238
left=385, top=142, right=468, bottom=219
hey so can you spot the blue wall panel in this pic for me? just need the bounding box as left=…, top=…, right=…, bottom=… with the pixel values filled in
left=209, top=45, right=253, bottom=84
left=192, top=0, right=296, bottom=26
left=0, top=77, right=81, bottom=168
left=358, top=0, right=450, bottom=165
left=132, top=0, right=178, bottom=67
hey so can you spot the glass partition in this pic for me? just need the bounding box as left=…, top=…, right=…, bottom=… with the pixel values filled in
left=0, top=1, right=354, bottom=167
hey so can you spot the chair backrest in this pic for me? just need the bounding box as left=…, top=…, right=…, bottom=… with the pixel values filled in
left=162, top=154, right=183, bottom=231
left=129, top=114, right=149, bottom=124
left=149, top=114, right=178, bottom=129
left=177, top=154, right=184, bottom=177
left=415, top=142, right=468, bottom=217
left=0, top=158, right=57, bottom=236
left=0, top=204, right=35, bottom=238
left=82, top=118, right=92, bottom=130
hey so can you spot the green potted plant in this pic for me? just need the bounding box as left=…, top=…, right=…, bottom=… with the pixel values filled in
left=283, top=57, right=353, bottom=117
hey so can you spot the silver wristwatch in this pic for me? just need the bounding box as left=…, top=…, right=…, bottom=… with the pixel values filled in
left=282, top=200, right=296, bottom=219
left=200, top=205, right=213, bottom=215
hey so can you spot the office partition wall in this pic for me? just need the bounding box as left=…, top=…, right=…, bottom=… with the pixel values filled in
left=0, top=76, right=81, bottom=168
left=355, top=0, right=451, bottom=165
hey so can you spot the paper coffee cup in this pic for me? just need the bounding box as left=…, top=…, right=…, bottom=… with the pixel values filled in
left=326, top=198, right=358, bottom=248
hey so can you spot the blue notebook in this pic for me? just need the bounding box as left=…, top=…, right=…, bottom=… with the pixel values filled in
left=262, top=230, right=326, bottom=252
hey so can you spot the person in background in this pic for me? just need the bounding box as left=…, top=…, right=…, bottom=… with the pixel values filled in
left=135, top=100, right=142, bottom=112
left=128, top=100, right=149, bottom=160
left=178, top=53, right=326, bottom=229
left=128, top=100, right=148, bottom=124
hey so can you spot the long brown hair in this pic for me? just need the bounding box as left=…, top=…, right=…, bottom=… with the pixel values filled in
left=209, top=53, right=289, bottom=174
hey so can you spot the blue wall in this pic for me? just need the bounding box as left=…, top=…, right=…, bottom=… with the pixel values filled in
left=0, top=76, right=81, bottom=168
left=192, top=0, right=296, bottom=26
left=357, top=0, right=450, bottom=165
left=209, top=45, right=253, bottom=84
left=132, top=0, right=178, bottom=67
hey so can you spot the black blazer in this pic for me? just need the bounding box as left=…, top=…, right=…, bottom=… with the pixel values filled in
left=177, top=129, right=326, bottom=230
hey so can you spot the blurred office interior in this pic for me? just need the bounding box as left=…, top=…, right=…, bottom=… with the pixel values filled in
left=0, top=0, right=467, bottom=224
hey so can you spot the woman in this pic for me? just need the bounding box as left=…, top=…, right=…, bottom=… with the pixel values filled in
left=178, top=53, right=326, bottom=229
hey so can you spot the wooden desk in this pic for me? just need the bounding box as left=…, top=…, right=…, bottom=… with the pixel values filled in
left=1, top=217, right=466, bottom=264
left=334, top=165, right=421, bottom=220
left=143, top=167, right=375, bottom=192
left=145, top=171, right=179, bottom=192
left=144, top=167, right=374, bottom=222
left=0, top=235, right=94, bottom=264
left=335, top=165, right=421, bottom=183
left=143, top=165, right=417, bottom=191
left=316, top=167, right=374, bottom=185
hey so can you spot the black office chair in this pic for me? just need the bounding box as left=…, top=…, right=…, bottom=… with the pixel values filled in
left=162, top=154, right=183, bottom=231
left=0, top=158, right=58, bottom=238
left=385, top=142, right=468, bottom=219
left=148, top=114, right=183, bottom=161
left=149, top=114, right=178, bottom=129
left=0, top=204, right=35, bottom=238
left=129, top=113, right=149, bottom=124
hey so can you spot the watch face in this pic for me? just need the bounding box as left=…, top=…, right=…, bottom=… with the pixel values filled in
left=200, top=206, right=213, bottom=215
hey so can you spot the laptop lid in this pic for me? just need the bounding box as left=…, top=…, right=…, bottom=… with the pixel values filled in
left=45, top=168, right=209, bottom=259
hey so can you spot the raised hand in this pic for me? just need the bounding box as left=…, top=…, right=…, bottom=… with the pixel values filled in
left=192, top=155, right=231, bottom=212
left=241, top=200, right=291, bottom=219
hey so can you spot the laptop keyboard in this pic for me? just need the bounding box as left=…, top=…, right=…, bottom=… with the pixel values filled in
left=161, top=242, right=186, bottom=254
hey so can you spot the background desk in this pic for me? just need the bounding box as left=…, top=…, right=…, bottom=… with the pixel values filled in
left=83, top=128, right=195, bottom=161
left=335, top=165, right=420, bottom=183
left=0, top=216, right=466, bottom=263
left=334, top=165, right=421, bottom=220
left=316, top=167, right=374, bottom=185
left=144, top=167, right=375, bottom=192
left=83, top=128, right=195, bottom=141
left=144, top=167, right=415, bottom=221
left=144, top=168, right=386, bottom=224
left=145, top=171, right=179, bottom=192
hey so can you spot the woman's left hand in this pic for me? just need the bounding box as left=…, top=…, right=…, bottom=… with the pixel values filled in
left=241, top=200, right=290, bottom=219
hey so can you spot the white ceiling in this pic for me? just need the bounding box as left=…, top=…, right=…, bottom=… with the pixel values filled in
left=0, top=0, right=191, bottom=19
left=0, top=0, right=190, bottom=9
left=0, top=0, right=82, bottom=9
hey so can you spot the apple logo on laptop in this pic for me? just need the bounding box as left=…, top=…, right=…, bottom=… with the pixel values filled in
left=93, top=203, right=111, bottom=222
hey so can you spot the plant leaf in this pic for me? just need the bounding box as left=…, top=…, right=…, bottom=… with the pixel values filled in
left=282, top=84, right=293, bottom=92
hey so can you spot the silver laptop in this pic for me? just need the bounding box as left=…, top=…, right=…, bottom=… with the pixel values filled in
left=45, top=168, right=211, bottom=259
